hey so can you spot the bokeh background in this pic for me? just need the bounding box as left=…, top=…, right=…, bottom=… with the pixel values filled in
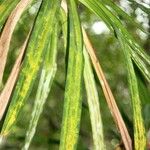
left=0, top=0, right=150, bottom=149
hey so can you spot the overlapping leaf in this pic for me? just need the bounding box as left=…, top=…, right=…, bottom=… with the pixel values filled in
left=82, top=29, right=132, bottom=150
left=1, top=0, right=60, bottom=136
left=103, top=0, right=147, bottom=33
left=0, top=0, right=149, bottom=149
left=118, top=32, right=146, bottom=150
left=0, top=0, right=32, bottom=86
left=128, top=0, right=150, bottom=14
left=23, top=22, right=59, bottom=150
left=0, top=31, right=31, bottom=121
left=79, top=0, right=150, bottom=82
left=83, top=47, right=105, bottom=150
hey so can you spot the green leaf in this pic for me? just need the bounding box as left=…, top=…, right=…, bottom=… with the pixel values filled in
left=59, top=0, right=84, bottom=149
left=22, top=22, right=59, bottom=150
left=128, top=0, right=150, bottom=15
left=82, top=29, right=132, bottom=150
left=131, top=51, right=150, bottom=82
left=0, top=31, right=31, bottom=121
left=83, top=47, right=105, bottom=150
left=79, top=0, right=150, bottom=82
left=0, top=0, right=33, bottom=86
left=102, top=0, right=147, bottom=33
left=0, top=0, right=20, bottom=31
left=118, top=32, right=146, bottom=150
left=1, top=0, right=60, bottom=136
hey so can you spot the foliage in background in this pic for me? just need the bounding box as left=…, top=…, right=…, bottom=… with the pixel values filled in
left=0, top=0, right=150, bottom=150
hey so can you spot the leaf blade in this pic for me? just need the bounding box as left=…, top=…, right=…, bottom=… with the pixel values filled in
left=118, top=32, right=146, bottom=150
left=82, top=29, right=132, bottom=150
left=79, top=0, right=150, bottom=82
left=1, top=0, right=60, bottom=136
left=59, top=0, right=84, bottom=149
left=22, top=22, right=59, bottom=150
left=0, top=31, right=31, bottom=121
left=84, top=47, right=105, bottom=150
left=0, top=0, right=33, bottom=85
left=0, top=0, right=20, bottom=31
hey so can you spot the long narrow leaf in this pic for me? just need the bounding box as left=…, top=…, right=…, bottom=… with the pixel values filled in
left=59, top=0, right=83, bottom=149
left=22, top=22, right=59, bottom=150
left=83, top=47, right=105, bottom=150
left=0, top=0, right=60, bottom=137
left=79, top=0, right=150, bottom=82
left=128, top=0, right=150, bottom=15
left=118, top=32, right=146, bottom=150
left=82, top=29, right=132, bottom=150
left=0, top=0, right=32, bottom=86
left=61, top=1, right=132, bottom=149
left=103, top=0, right=147, bottom=33
left=131, top=51, right=150, bottom=82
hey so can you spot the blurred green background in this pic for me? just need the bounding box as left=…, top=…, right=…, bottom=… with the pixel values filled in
left=1, top=0, right=150, bottom=149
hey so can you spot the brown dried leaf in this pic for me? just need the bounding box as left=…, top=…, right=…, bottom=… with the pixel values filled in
left=82, top=29, right=132, bottom=150
left=61, top=1, right=132, bottom=149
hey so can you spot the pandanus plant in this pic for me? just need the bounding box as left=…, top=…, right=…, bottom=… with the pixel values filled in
left=0, top=0, right=149, bottom=149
